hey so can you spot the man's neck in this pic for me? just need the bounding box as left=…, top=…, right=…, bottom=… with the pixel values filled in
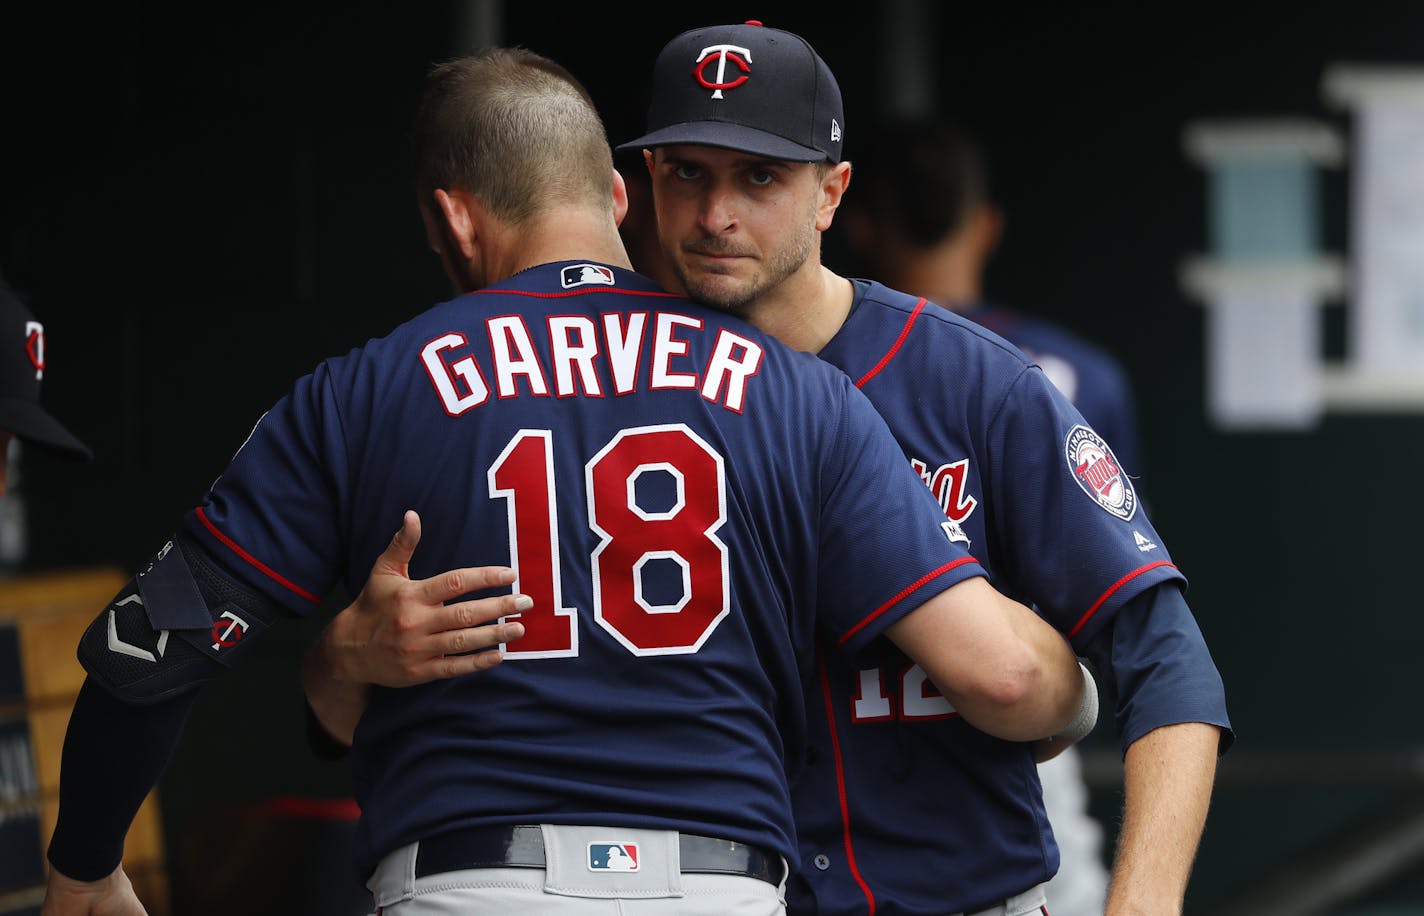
left=747, top=264, right=855, bottom=354
left=491, top=210, right=634, bottom=284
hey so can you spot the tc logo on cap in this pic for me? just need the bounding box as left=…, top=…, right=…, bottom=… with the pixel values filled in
left=23, top=320, right=44, bottom=380
left=694, top=44, right=751, bottom=99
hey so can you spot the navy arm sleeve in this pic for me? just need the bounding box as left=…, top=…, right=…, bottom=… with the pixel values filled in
left=1081, top=580, right=1233, bottom=755
left=46, top=678, right=199, bottom=880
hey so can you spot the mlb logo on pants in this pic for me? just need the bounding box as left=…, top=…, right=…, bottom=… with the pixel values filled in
left=587, top=842, right=639, bottom=872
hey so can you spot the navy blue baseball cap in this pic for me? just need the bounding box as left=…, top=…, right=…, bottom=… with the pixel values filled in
left=0, top=281, right=91, bottom=460
left=618, top=20, right=844, bottom=163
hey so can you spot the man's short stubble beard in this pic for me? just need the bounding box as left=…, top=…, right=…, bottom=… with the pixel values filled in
left=672, top=211, right=818, bottom=322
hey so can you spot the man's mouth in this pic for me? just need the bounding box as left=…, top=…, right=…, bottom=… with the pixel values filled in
left=684, top=245, right=753, bottom=266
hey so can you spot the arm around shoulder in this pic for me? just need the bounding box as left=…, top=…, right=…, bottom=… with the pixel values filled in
left=885, top=576, right=1085, bottom=742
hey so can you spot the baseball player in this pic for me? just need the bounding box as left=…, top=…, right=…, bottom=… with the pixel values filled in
left=0, top=276, right=92, bottom=492
left=610, top=22, right=1231, bottom=916
left=41, top=48, right=1090, bottom=916
left=839, top=115, right=1148, bottom=916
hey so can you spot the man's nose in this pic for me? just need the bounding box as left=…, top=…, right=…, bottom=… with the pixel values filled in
left=697, top=187, right=738, bottom=234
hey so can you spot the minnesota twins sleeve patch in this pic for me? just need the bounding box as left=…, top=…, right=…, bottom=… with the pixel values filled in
left=1065, top=424, right=1137, bottom=520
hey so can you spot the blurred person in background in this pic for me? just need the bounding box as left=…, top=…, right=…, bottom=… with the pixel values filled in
left=0, top=273, right=92, bottom=496
left=837, top=116, right=1140, bottom=472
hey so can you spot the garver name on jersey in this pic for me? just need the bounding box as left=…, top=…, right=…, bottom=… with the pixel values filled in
left=420, top=311, right=764, bottom=415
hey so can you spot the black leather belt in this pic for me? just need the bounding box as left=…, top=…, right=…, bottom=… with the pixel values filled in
left=414, top=824, right=779, bottom=886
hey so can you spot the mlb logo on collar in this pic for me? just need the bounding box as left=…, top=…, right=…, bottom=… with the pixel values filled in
left=561, top=264, right=615, bottom=289
left=587, top=842, right=639, bottom=872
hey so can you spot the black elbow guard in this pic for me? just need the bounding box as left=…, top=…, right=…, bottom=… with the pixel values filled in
left=77, top=533, right=287, bottom=704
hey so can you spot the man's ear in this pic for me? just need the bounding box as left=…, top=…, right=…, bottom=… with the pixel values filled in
left=423, top=188, right=479, bottom=262
left=611, top=168, right=629, bottom=228
left=815, top=160, right=854, bottom=232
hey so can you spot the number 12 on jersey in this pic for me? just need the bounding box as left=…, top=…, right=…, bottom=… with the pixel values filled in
left=487, top=425, right=732, bottom=659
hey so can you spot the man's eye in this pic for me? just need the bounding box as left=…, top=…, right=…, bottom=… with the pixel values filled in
left=673, top=164, right=700, bottom=180
left=748, top=170, right=774, bottom=186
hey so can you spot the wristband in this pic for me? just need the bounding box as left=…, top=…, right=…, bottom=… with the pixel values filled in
left=1048, top=661, right=1098, bottom=744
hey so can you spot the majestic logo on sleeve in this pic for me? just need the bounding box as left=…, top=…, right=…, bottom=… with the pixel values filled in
left=1066, top=425, right=1136, bottom=520
left=560, top=264, right=615, bottom=288
left=694, top=44, right=751, bottom=98
left=940, top=520, right=970, bottom=549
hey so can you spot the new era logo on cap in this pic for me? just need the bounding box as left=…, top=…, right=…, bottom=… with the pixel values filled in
left=587, top=842, right=639, bottom=872
left=618, top=20, right=844, bottom=163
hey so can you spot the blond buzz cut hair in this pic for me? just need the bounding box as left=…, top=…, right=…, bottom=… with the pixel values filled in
left=413, top=47, right=613, bottom=224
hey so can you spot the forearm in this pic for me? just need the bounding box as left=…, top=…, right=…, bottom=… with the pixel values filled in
left=300, top=634, right=368, bottom=748
left=1106, top=721, right=1221, bottom=915
left=949, top=588, right=1083, bottom=740
left=47, top=678, right=198, bottom=881
left=1004, top=594, right=1086, bottom=736
left=888, top=579, right=1083, bottom=741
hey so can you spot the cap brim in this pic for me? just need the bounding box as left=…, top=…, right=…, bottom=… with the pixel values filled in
left=0, top=397, right=92, bottom=460
left=616, top=121, right=828, bottom=162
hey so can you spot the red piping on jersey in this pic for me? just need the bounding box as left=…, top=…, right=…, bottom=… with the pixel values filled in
left=194, top=507, right=322, bottom=604
left=472, top=287, right=682, bottom=300
left=1068, top=560, right=1178, bottom=638
left=854, top=297, right=927, bottom=388
left=236, top=795, right=361, bottom=822
left=817, top=649, right=877, bottom=914
left=839, top=556, right=980, bottom=647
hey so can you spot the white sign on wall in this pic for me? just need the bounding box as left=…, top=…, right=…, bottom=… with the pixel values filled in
left=1184, top=67, right=1424, bottom=429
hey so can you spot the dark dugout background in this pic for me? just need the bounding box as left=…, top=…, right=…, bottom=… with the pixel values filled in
left=3, top=3, right=1423, bottom=912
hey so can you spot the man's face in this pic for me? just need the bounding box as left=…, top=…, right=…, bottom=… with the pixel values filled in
left=647, top=145, right=822, bottom=318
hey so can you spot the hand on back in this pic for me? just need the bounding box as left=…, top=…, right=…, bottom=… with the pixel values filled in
left=321, top=510, right=529, bottom=687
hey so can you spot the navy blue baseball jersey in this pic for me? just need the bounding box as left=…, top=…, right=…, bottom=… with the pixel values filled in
left=787, top=281, right=1228, bottom=915
left=966, top=301, right=1142, bottom=474
left=180, top=263, right=986, bottom=877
